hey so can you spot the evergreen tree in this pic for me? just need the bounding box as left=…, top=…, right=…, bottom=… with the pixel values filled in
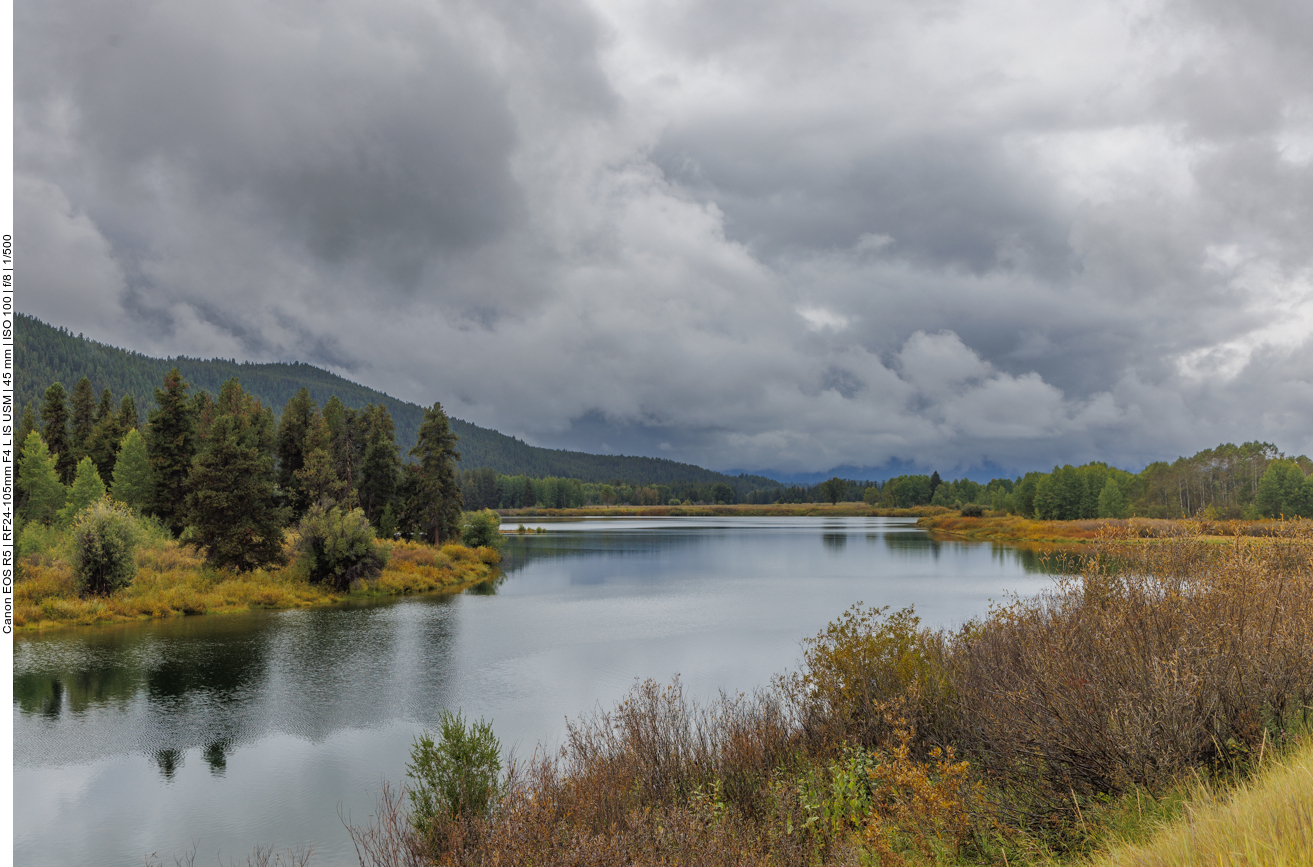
left=18, top=432, right=67, bottom=525
left=70, top=377, right=96, bottom=459
left=58, top=457, right=108, bottom=524
left=85, top=389, right=125, bottom=482
left=117, top=394, right=139, bottom=431
left=294, top=415, right=347, bottom=508
left=408, top=402, right=463, bottom=544
left=42, top=382, right=76, bottom=484
left=358, top=404, right=399, bottom=525
left=277, top=387, right=317, bottom=514
left=186, top=379, right=287, bottom=571
left=1096, top=477, right=1128, bottom=519
left=146, top=368, right=199, bottom=535
left=111, top=429, right=153, bottom=511
left=17, top=402, right=37, bottom=447
left=521, top=475, right=535, bottom=508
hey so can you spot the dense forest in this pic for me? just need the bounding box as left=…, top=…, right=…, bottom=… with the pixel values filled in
left=16, top=314, right=780, bottom=494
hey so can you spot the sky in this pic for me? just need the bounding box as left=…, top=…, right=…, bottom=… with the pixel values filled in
left=16, top=0, right=1313, bottom=477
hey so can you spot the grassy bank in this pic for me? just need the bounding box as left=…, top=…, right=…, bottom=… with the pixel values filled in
left=917, top=513, right=1305, bottom=544
left=15, top=525, right=500, bottom=631
left=500, top=503, right=953, bottom=518
left=347, top=525, right=1313, bottom=866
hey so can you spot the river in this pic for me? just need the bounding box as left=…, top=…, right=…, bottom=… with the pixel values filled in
left=13, top=516, right=1055, bottom=866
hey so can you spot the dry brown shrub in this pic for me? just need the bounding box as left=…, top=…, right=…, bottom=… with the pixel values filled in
left=952, top=526, right=1313, bottom=815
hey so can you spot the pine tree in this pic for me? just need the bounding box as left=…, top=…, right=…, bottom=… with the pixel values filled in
left=522, top=475, right=535, bottom=508
left=70, top=377, right=96, bottom=459
left=42, top=382, right=75, bottom=484
left=408, top=402, right=463, bottom=545
left=276, top=387, right=317, bottom=516
left=58, top=457, right=108, bottom=524
left=111, top=429, right=153, bottom=510
left=18, top=432, right=67, bottom=525
left=146, top=368, right=198, bottom=535
left=17, top=402, right=37, bottom=446
left=117, top=394, right=139, bottom=432
left=186, top=379, right=288, bottom=571
left=358, top=404, right=399, bottom=526
left=85, top=389, right=125, bottom=482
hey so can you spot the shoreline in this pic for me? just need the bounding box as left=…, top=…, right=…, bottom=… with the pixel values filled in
left=14, top=538, right=501, bottom=634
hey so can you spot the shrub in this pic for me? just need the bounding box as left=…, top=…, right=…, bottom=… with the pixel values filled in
left=959, top=503, right=984, bottom=517
left=407, top=710, right=503, bottom=841
left=70, top=497, right=140, bottom=596
left=460, top=509, right=504, bottom=549
left=295, top=505, right=388, bottom=591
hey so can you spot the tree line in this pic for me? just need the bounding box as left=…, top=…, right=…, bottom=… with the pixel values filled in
left=17, top=370, right=466, bottom=572
left=839, top=441, right=1313, bottom=519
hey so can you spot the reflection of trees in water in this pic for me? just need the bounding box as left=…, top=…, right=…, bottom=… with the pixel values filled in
left=155, top=748, right=183, bottom=780
left=499, top=531, right=718, bottom=574
left=203, top=738, right=232, bottom=776
left=822, top=533, right=847, bottom=551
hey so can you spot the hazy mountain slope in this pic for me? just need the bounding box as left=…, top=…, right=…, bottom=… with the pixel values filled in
left=16, top=314, right=780, bottom=489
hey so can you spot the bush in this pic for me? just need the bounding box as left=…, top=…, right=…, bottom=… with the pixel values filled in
left=460, top=509, right=504, bottom=549
left=407, top=710, right=503, bottom=841
left=295, top=505, right=388, bottom=591
left=70, top=497, right=140, bottom=596
left=959, top=503, right=984, bottom=517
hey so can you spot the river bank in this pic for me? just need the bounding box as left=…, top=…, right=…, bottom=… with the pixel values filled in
left=15, top=535, right=500, bottom=632
left=916, top=513, right=1304, bottom=543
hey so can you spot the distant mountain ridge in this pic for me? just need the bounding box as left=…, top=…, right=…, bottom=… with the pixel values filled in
left=15, top=313, right=782, bottom=491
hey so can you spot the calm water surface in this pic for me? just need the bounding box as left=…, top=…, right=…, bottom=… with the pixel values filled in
left=14, top=516, right=1055, bottom=866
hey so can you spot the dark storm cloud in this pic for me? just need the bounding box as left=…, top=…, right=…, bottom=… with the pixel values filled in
left=16, top=0, right=1313, bottom=474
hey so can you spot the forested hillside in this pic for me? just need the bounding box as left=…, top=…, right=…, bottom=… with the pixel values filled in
left=16, top=314, right=780, bottom=492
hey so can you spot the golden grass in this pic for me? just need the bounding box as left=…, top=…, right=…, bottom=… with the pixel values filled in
left=1091, top=738, right=1313, bottom=867
left=917, top=514, right=1305, bottom=544
left=15, top=535, right=500, bottom=631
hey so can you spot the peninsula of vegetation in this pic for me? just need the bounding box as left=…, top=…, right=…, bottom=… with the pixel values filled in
left=15, top=368, right=505, bottom=630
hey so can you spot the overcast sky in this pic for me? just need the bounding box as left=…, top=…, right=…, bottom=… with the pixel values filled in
left=17, top=0, right=1313, bottom=476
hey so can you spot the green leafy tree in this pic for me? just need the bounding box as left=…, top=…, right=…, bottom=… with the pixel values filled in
left=407, top=402, right=463, bottom=545
left=18, top=432, right=67, bottom=525
left=58, top=457, right=108, bottom=524
left=146, top=369, right=199, bottom=535
left=818, top=477, right=845, bottom=504
left=1097, top=476, right=1128, bottom=519
left=69, top=376, right=96, bottom=461
left=461, top=509, right=504, bottom=549
left=42, top=382, right=75, bottom=484
left=111, top=429, right=153, bottom=510
left=406, top=709, right=502, bottom=840
left=71, top=498, right=139, bottom=596
left=1256, top=460, right=1293, bottom=517
left=185, top=379, right=288, bottom=571
left=295, top=504, right=388, bottom=590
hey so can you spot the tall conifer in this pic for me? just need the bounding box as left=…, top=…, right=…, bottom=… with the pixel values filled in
left=146, top=368, right=198, bottom=535
left=70, top=377, right=96, bottom=459
left=111, top=429, right=153, bottom=511
left=18, top=432, right=67, bottom=525
left=408, top=402, right=462, bottom=544
left=41, top=382, right=75, bottom=484
left=185, top=379, right=287, bottom=571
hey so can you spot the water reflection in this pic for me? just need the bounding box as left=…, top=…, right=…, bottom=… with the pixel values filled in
left=15, top=516, right=1063, bottom=867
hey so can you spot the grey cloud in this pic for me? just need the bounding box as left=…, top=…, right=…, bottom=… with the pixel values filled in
left=16, top=0, right=1313, bottom=476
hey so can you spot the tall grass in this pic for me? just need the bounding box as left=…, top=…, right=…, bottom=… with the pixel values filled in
left=349, top=524, right=1313, bottom=866
left=15, top=526, right=500, bottom=630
